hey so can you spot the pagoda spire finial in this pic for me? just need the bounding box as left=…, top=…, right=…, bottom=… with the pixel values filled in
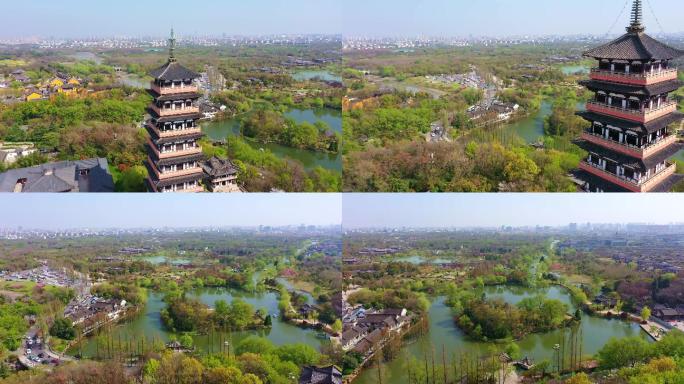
left=168, top=28, right=177, bottom=62
left=627, top=0, right=645, bottom=33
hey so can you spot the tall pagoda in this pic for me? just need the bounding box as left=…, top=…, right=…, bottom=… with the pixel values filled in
left=145, top=30, right=205, bottom=193
left=575, top=0, right=684, bottom=192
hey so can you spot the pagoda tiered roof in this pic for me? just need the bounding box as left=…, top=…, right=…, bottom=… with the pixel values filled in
left=145, top=144, right=205, bottom=166
left=146, top=164, right=204, bottom=189
left=577, top=110, right=684, bottom=135
left=146, top=126, right=204, bottom=145
left=572, top=169, right=631, bottom=192
left=575, top=139, right=682, bottom=172
left=147, top=108, right=202, bottom=121
left=148, top=90, right=202, bottom=101
left=584, top=32, right=683, bottom=61
left=150, top=61, right=200, bottom=81
left=579, top=79, right=682, bottom=97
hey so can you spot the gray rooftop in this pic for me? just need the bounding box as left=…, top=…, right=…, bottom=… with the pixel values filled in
left=0, top=158, right=114, bottom=193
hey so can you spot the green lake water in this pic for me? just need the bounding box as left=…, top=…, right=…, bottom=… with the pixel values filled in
left=69, top=288, right=327, bottom=358
left=561, top=65, right=590, bottom=75
left=117, top=75, right=151, bottom=89
left=140, top=256, right=192, bottom=265
left=352, top=285, right=646, bottom=384
left=292, top=70, right=342, bottom=82
left=393, top=256, right=454, bottom=265
left=500, top=101, right=587, bottom=144
left=201, top=108, right=342, bottom=172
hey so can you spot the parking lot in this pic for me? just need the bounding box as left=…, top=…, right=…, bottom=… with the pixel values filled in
left=19, top=331, right=61, bottom=368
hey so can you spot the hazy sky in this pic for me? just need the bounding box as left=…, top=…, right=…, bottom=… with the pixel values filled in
left=343, top=194, right=684, bottom=229
left=0, top=194, right=341, bottom=229
left=343, top=0, right=684, bottom=37
left=0, top=0, right=342, bottom=38
left=3, top=1, right=682, bottom=39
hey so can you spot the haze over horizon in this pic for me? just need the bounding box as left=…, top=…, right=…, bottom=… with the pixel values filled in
left=343, top=0, right=684, bottom=38
left=0, top=194, right=342, bottom=230
left=0, top=0, right=342, bottom=39
left=343, top=194, right=684, bottom=229
left=2, top=1, right=683, bottom=40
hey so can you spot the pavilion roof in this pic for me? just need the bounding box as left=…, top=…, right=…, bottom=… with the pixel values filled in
left=201, top=156, right=239, bottom=177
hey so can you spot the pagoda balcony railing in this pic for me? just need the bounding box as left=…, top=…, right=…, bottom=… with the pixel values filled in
left=150, top=105, right=200, bottom=117
left=148, top=123, right=202, bottom=138
left=586, top=101, right=677, bottom=124
left=590, top=68, right=678, bottom=86
left=580, top=161, right=676, bottom=192
left=151, top=83, right=198, bottom=95
left=581, top=131, right=677, bottom=159
left=160, top=184, right=204, bottom=193
left=147, top=158, right=204, bottom=180
left=147, top=138, right=202, bottom=159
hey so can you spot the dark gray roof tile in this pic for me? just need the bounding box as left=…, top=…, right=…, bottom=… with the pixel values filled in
left=584, top=32, right=684, bottom=61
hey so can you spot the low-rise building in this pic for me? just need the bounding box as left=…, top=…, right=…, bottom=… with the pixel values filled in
left=65, top=297, right=126, bottom=334
left=0, top=158, right=115, bottom=193
left=0, top=143, right=37, bottom=164
left=299, top=365, right=342, bottom=384
left=201, top=156, right=240, bottom=192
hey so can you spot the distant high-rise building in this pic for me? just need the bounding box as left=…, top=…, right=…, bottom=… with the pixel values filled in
left=575, top=0, right=684, bottom=192
left=146, top=29, right=205, bottom=193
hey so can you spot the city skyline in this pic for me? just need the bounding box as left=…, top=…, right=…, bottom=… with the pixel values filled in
left=0, top=0, right=342, bottom=38
left=3, top=1, right=684, bottom=40
left=343, top=194, right=684, bottom=229
left=343, top=0, right=684, bottom=38
left=0, top=194, right=342, bottom=230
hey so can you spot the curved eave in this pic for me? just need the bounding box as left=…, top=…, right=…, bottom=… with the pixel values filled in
left=579, top=79, right=682, bottom=97
left=147, top=109, right=202, bottom=122
left=147, top=89, right=202, bottom=101
left=583, top=32, right=684, bottom=62
left=146, top=147, right=205, bottom=166
left=575, top=139, right=682, bottom=171
left=146, top=128, right=205, bottom=145
left=572, top=169, right=631, bottom=193
left=577, top=110, right=684, bottom=135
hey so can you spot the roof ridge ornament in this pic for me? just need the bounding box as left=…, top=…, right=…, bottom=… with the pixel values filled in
left=627, top=0, right=645, bottom=33
left=168, top=28, right=177, bottom=63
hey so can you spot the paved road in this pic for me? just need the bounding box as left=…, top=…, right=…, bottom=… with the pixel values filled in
left=17, top=326, right=73, bottom=369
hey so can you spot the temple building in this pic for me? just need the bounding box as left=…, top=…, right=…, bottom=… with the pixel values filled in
left=574, top=0, right=684, bottom=192
left=146, top=30, right=205, bottom=193
left=298, top=366, right=342, bottom=384
left=201, top=156, right=241, bottom=193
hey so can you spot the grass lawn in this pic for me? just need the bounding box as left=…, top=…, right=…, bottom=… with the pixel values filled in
left=0, top=279, right=37, bottom=294
left=565, top=274, right=594, bottom=286
left=290, top=280, right=318, bottom=295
